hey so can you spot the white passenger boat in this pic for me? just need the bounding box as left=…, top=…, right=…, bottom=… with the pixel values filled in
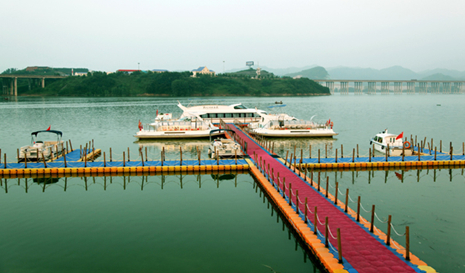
left=134, top=112, right=223, bottom=139
left=177, top=102, right=266, bottom=124
left=208, top=129, right=244, bottom=159
left=248, top=113, right=337, bottom=137
left=19, top=130, right=66, bottom=162
left=370, top=129, right=413, bottom=156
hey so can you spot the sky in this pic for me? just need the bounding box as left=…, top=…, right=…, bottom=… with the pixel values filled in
left=1, top=0, right=464, bottom=74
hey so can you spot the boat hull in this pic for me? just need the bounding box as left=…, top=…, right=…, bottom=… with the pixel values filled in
left=135, top=130, right=223, bottom=139
left=249, top=129, right=337, bottom=138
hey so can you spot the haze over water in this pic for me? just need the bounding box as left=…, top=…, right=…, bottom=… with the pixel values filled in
left=1, top=94, right=465, bottom=272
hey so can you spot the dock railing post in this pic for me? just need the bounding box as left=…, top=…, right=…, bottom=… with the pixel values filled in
left=418, top=145, right=420, bottom=161
left=318, top=149, right=321, bottom=164
left=337, top=228, right=342, bottom=264
left=63, top=151, right=67, bottom=168
left=335, top=149, right=338, bottom=163
left=318, top=174, right=321, bottom=191
left=352, top=148, right=355, bottom=163
left=4, top=154, right=6, bottom=169
left=288, top=183, right=292, bottom=205
left=370, top=205, right=375, bottom=233
left=402, top=143, right=405, bottom=161
left=406, top=226, right=410, bottom=261
left=357, top=144, right=359, bottom=158
left=440, top=140, right=442, bottom=153
left=103, top=152, right=106, bottom=167
left=372, top=144, right=375, bottom=157
left=110, top=147, right=112, bottom=162
left=314, top=207, right=318, bottom=234
left=369, top=148, right=372, bottom=162
left=325, top=217, right=329, bottom=247
left=69, top=139, right=73, bottom=152
left=357, top=196, right=361, bottom=222
left=450, top=142, right=453, bottom=160
left=123, top=152, right=125, bottom=167
left=24, top=153, right=27, bottom=168
left=386, top=144, right=389, bottom=162
left=128, top=147, right=130, bottom=162
left=325, top=144, right=327, bottom=158
left=341, top=144, right=344, bottom=158
left=434, top=147, right=437, bottom=161
left=17, top=149, right=19, bottom=163
left=386, top=215, right=392, bottom=245
left=309, top=145, right=311, bottom=158
left=42, top=153, right=47, bottom=168
left=304, top=198, right=308, bottom=223
left=180, top=147, right=183, bottom=166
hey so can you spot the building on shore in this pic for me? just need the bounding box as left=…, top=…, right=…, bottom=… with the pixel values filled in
left=191, top=66, right=215, bottom=77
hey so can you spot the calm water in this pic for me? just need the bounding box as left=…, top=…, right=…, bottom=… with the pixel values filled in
left=1, top=94, right=465, bottom=272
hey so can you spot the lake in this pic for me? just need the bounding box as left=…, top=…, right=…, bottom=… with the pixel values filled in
left=1, top=94, right=464, bottom=272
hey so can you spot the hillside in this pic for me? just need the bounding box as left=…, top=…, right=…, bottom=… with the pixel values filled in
left=13, top=70, right=329, bottom=97
left=284, top=66, right=329, bottom=79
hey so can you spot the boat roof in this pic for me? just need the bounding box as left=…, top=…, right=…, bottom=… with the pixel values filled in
left=31, top=130, right=63, bottom=137
left=375, top=132, right=397, bottom=138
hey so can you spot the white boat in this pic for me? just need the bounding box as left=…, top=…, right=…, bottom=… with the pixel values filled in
left=370, top=129, right=413, bottom=156
left=208, top=129, right=244, bottom=159
left=177, top=102, right=266, bottom=124
left=19, top=130, right=66, bottom=162
left=134, top=111, right=223, bottom=139
left=248, top=113, right=337, bottom=137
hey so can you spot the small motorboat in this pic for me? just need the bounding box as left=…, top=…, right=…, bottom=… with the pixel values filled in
left=370, top=129, right=414, bottom=156
left=19, top=129, right=66, bottom=162
left=208, top=129, right=244, bottom=159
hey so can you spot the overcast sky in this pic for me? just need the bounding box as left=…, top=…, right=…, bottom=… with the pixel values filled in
left=1, top=0, right=464, bottom=73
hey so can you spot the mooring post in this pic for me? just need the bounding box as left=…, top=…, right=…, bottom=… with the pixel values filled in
left=318, top=174, right=321, bottom=191
left=80, top=145, right=82, bottom=158
left=180, top=147, right=183, bottom=166
left=434, top=147, right=437, bottom=161
left=17, top=149, right=19, bottom=163
left=341, top=144, right=344, bottom=158
left=141, top=152, right=144, bottom=167
left=352, top=148, right=355, bottom=163
left=290, top=153, right=293, bottom=169
left=110, top=147, right=112, bottom=162
left=386, top=144, right=389, bottom=162
left=418, top=145, right=420, bottom=161
left=3, top=153, right=6, bottom=169
left=123, top=151, right=126, bottom=167
left=69, top=139, right=73, bottom=152
left=325, top=144, right=327, bottom=158
left=357, top=196, right=361, bottom=222
left=300, top=149, right=303, bottom=164
left=369, top=148, right=372, bottom=162
left=406, top=226, right=410, bottom=261
left=335, top=149, right=338, bottom=163
left=345, top=188, right=349, bottom=212
left=63, top=151, right=67, bottom=168
left=24, top=153, right=27, bottom=168
left=337, top=228, right=343, bottom=264
left=145, top=147, right=148, bottom=162
left=370, top=205, right=375, bottom=232
left=296, top=190, right=299, bottom=213
left=285, top=151, right=289, bottom=167
left=440, top=140, right=442, bottom=153
left=325, top=177, right=329, bottom=198
left=450, top=143, right=453, bottom=161
left=357, top=144, right=359, bottom=158
left=127, top=147, right=130, bottom=161
left=42, top=153, right=47, bottom=168
left=372, top=144, right=375, bottom=157
left=309, top=145, right=312, bottom=158
left=402, top=143, right=405, bottom=161
left=103, top=152, right=106, bottom=167
left=386, top=215, right=392, bottom=245
left=334, top=182, right=338, bottom=204
left=318, top=149, right=321, bottom=163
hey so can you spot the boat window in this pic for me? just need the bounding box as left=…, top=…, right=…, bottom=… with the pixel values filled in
left=234, top=105, right=247, bottom=109
left=225, top=113, right=232, bottom=118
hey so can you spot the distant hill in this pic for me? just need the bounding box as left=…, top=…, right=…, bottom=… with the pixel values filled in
left=421, top=73, right=456, bottom=81
left=326, top=65, right=465, bottom=80
left=225, top=65, right=318, bottom=76
left=284, top=66, right=329, bottom=79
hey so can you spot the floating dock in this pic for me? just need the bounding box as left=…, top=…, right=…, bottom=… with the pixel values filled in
left=227, top=124, right=436, bottom=273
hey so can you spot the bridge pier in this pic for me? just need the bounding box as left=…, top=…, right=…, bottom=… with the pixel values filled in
left=442, top=82, right=451, bottom=94
left=431, top=82, right=440, bottom=94
left=340, top=81, right=349, bottom=94
left=41, top=77, right=45, bottom=88
left=354, top=81, right=363, bottom=95
left=419, top=82, right=428, bottom=94
left=393, top=82, right=403, bottom=94
left=406, top=82, right=415, bottom=94
left=325, top=81, right=335, bottom=95
left=381, top=82, right=390, bottom=94
left=453, top=82, right=462, bottom=94
left=367, top=82, right=376, bottom=94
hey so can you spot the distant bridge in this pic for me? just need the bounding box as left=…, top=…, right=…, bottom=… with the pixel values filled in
left=312, top=79, right=465, bottom=95
left=0, top=75, right=67, bottom=96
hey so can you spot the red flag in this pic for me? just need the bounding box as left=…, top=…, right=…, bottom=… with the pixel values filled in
left=396, top=132, right=403, bottom=140
left=156, top=109, right=158, bottom=116
left=138, top=120, right=143, bottom=131
left=46, top=125, right=51, bottom=131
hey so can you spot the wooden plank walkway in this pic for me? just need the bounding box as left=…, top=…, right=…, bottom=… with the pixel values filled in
left=227, top=124, right=435, bottom=273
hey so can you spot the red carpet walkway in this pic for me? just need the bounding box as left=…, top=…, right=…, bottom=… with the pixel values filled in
left=227, top=124, right=426, bottom=273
